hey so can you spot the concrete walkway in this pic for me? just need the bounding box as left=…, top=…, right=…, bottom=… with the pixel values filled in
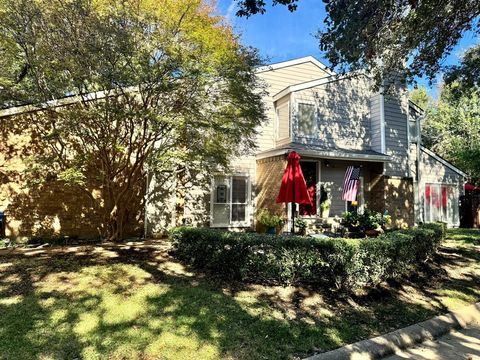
left=384, top=324, right=480, bottom=360
left=306, top=302, right=480, bottom=360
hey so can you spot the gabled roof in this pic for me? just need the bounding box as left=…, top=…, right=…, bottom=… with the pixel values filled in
left=421, top=146, right=468, bottom=178
left=256, top=56, right=335, bottom=76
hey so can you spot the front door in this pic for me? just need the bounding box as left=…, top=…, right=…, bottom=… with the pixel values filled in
left=299, top=161, right=317, bottom=216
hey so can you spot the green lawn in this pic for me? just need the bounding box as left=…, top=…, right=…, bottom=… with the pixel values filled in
left=1, top=229, right=479, bottom=360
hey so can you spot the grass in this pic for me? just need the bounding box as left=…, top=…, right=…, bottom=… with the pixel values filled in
left=0, top=229, right=479, bottom=360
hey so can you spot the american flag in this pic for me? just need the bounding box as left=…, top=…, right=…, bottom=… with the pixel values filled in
left=342, top=166, right=360, bottom=202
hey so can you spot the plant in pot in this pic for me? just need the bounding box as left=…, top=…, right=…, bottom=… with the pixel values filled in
left=342, top=211, right=361, bottom=233
left=360, top=210, right=392, bottom=237
left=294, top=218, right=307, bottom=235
left=319, top=186, right=331, bottom=218
left=256, top=209, right=284, bottom=235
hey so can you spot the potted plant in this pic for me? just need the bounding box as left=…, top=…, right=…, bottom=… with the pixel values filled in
left=294, top=218, right=307, bottom=235
left=342, top=211, right=361, bottom=232
left=319, top=186, right=331, bottom=218
left=256, top=209, right=284, bottom=235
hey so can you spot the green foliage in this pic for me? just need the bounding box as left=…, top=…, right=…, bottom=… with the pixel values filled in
left=422, top=85, right=480, bottom=183
left=169, top=223, right=444, bottom=290
left=234, top=0, right=479, bottom=90
left=342, top=210, right=391, bottom=232
left=409, top=86, right=432, bottom=110
left=294, top=217, right=307, bottom=229
left=0, top=0, right=266, bottom=240
left=319, top=186, right=331, bottom=211
left=445, top=45, right=480, bottom=92
left=256, top=209, right=284, bottom=228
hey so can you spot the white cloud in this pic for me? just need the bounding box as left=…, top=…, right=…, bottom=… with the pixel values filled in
left=225, top=0, right=237, bottom=24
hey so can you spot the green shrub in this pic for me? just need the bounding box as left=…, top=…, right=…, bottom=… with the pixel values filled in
left=169, top=223, right=445, bottom=290
left=256, top=209, right=284, bottom=228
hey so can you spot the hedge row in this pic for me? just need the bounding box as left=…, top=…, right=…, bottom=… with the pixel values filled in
left=169, top=223, right=445, bottom=290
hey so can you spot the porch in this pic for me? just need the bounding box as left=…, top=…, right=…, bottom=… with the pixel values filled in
left=255, top=146, right=415, bottom=231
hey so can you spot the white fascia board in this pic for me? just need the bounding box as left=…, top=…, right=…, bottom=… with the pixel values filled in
left=256, top=56, right=335, bottom=75
left=420, top=146, right=468, bottom=178
left=0, top=85, right=138, bottom=119
left=272, top=71, right=368, bottom=102
left=273, top=76, right=334, bottom=102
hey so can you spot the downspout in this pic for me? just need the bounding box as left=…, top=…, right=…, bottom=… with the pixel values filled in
left=416, top=113, right=425, bottom=223
left=144, top=167, right=149, bottom=239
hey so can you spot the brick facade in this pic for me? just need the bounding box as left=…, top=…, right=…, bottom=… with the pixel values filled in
left=0, top=115, right=143, bottom=240
left=368, top=175, right=415, bottom=228
left=255, top=155, right=287, bottom=215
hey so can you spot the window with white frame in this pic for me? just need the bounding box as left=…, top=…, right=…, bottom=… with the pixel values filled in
left=276, top=102, right=290, bottom=140
left=297, top=103, right=316, bottom=137
left=424, top=183, right=459, bottom=226
left=211, top=175, right=250, bottom=227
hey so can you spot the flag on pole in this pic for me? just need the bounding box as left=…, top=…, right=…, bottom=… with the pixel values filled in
left=342, top=166, right=360, bottom=202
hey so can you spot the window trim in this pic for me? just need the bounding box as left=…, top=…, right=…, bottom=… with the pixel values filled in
left=210, top=173, right=252, bottom=228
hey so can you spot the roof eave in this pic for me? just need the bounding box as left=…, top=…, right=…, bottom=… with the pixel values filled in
left=256, top=147, right=390, bottom=162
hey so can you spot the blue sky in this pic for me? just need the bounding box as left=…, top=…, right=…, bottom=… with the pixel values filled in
left=216, top=0, right=478, bottom=97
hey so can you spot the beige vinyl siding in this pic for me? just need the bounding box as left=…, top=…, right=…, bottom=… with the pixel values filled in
left=420, top=150, right=464, bottom=192
left=255, top=62, right=331, bottom=152
left=293, top=75, right=372, bottom=150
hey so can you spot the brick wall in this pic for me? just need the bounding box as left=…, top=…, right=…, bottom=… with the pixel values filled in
left=255, top=155, right=286, bottom=215
left=0, top=114, right=143, bottom=240
left=367, top=175, right=414, bottom=228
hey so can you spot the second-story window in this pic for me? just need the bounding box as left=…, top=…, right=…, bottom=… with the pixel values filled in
left=297, top=103, right=316, bottom=137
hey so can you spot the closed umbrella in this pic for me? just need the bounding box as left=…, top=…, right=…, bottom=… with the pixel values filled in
left=276, top=151, right=312, bottom=233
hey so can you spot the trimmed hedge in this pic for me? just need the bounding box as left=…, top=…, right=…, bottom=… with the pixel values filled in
left=169, top=223, right=445, bottom=290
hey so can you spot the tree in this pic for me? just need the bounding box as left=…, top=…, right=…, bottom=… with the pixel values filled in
left=444, top=46, right=480, bottom=94
left=409, top=86, right=431, bottom=110
left=422, top=84, right=480, bottom=184
left=0, top=0, right=266, bottom=241
left=234, top=0, right=480, bottom=89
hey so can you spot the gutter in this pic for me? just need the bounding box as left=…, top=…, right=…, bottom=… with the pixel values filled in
left=256, top=147, right=390, bottom=163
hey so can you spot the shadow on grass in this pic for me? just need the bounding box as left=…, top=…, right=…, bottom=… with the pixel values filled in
left=0, top=238, right=479, bottom=360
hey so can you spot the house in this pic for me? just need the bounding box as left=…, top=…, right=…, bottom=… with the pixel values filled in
left=0, top=56, right=467, bottom=239
left=146, top=56, right=466, bottom=234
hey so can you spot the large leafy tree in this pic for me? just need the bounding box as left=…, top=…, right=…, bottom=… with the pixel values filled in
left=422, top=84, right=480, bottom=184
left=0, top=0, right=266, bottom=240
left=234, top=0, right=480, bottom=89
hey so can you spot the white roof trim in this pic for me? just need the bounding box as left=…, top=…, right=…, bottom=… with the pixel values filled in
left=256, top=56, right=335, bottom=76
left=272, top=72, right=366, bottom=102
left=256, top=147, right=390, bottom=162
left=421, top=146, right=468, bottom=177
left=0, top=85, right=138, bottom=119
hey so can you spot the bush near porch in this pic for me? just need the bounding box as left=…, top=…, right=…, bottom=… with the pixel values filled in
left=170, top=223, right=445, bottom=290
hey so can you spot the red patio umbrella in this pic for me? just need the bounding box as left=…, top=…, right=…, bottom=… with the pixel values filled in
left=276, top=151, right=312, bottom=233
